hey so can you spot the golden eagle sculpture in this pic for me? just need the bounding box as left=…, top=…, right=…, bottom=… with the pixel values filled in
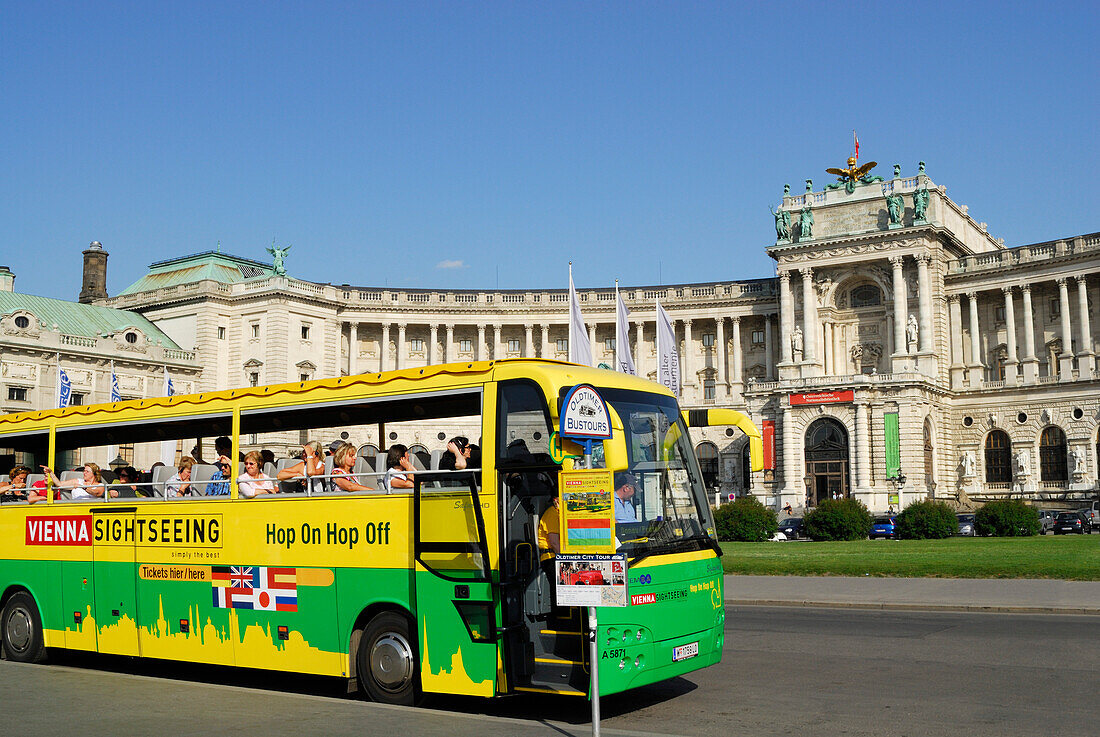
left=825, top=155, right=881, bottom=193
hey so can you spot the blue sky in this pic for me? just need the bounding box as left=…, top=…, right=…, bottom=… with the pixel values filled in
left=3, top=1, right=1098, bottom=300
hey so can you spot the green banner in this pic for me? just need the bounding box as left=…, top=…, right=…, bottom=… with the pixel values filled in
left=884, top=412, right=900, bottom=479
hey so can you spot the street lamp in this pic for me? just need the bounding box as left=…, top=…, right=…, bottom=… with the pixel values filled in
left=109, top=453, right=127, bottom=471
left=804, top=473, right=813, bottom=509
left=893, top=468, right=907, bottom=493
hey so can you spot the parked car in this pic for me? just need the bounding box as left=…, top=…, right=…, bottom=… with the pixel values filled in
left=956, top=513, right=977, bottom=536
left=869, top=516, right=898, bottom=539
left=1083, top=500, right=1099, bottom=531
left=777, top=517, right=804, bottom=540
left=1036, top=510, right=1055, bottom=535
left=1053, top=511, right=1090, bottom=535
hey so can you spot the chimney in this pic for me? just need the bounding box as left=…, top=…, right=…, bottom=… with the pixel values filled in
left=0, top=266, right=13, bottom=292
left=79, top=241, right=108, bottom=303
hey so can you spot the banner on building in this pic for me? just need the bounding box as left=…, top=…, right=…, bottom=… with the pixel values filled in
left=790, top=390, right=854, bottom=406
left=655, top=300, right=680, bottom=398
left=884, top=411, right=901, bottom=479
left=614, top=281, right=636, bottom=375
left=762, top=420, right=775, bottom=471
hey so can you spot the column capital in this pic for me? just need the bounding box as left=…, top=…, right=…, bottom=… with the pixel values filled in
left=429, top=324, right=439, bottom=333
left=778, top=270, right=791, bottom=284
left=914, top=253, right=931, bottom=265
left=1057, top=276, right=1068, bottom=288
left=1075, top=274, right=1088, bottom=286
left=731, top=315, right=741, bottom=325
left=1020, top=284, right=1032, bottom=295
left=947, top=294, right=960, bottom=305
left=683, top=318, right=693, bottom=327
left=889, top=255, right=905, bottom=269
left=799, top=266, right=813, bottom=278
left=1001, top=285, right=1014, bottom=296
left=966, top=291, right=978, bottom=300
left=396, top=322, right=407, bottom=330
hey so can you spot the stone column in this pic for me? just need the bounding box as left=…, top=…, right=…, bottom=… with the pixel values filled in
left=832, top=321, right=842, bottom=376
left=683, top=319, right=694, bottom=386
left=731, top=317, right=743, bottom=391
left=1021, top=286, right=1039, bottom=383
left=1002, top=287, right=1018, bottom=385
left=800, top=267, right=816, bottom=364
left=823, top=322, right=833, bottom=374
left=476, top=325, right=486, bottom=361
left=1077, top=276, right=1094, bottom=378
left=1058, top=277, right=1074, bottom=380
left=782, top=402, right=798, bottom=504
left=541, top=324, right=551, bottom=359
left=380, top=323, right=390, bottom=372
left=948, top=296, right=964, bottom=388
left=348, top=322, right=359, bottom=375
left=396, top=323, right=406, bottom=370
left=967, top=292, right=982, bottom=369
left=524, top=324, right=534, bottom=358
left=855, top=402, right=871, bottom=491
left=589, top=323, right=597, bottom=361
left=429, top=324, right=438, bottom=365
left=891, top=256, right=907, bottom=356
left=716, top=317, right=728, bottom=389
left=635, top=322, right=644, bottom=376
left=493, top=324, right=503, bottom=361
left=765, top=315, right=775, bottom=380
left=778, top=271, right=793, bottom=365
left=445, top=324, right=454, bottom=364
left=916, top=254, right=933, bottom=352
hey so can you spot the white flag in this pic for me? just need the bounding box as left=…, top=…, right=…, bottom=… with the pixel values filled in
left=568, top=263, right=593, bottom=366
left=656, top=300, right=680, bottom=398
left=163, top=366, right=175, bottom=397
left=615, top=282, right=636, bottom=375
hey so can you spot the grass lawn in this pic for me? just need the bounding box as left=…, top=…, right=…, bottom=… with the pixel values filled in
left=719, top=535, right=1100, bottom=580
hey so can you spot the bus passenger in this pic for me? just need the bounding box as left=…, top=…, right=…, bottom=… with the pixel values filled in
left=276, top=441, right=325, bottom=494
left=42, top=463, right=116, bottom=499
left=165, top=458, right=195, bottom=498
left=330, top=443, right=374, bottom=492
left=613, top=471, right=638, bottom=522
left=111, top=466, right=141, bottom=498
left=205, top=457, right=232, bottom=496
left=440, top=436, right=470, bottom=471
left=383, top=444, right=415, bottom=492
left=0, top=465, right=31, bottom=502
left=237, top=451, right=275, bottom=498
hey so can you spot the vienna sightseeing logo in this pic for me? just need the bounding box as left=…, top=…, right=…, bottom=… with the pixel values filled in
left=26, top=515, right=93, bottom=546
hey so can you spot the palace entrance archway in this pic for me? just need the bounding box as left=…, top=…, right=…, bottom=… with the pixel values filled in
left=805, top=417, right=850, bottom=506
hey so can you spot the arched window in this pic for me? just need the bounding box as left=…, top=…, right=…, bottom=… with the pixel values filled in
left=984, top=430, right=1011, bottom=483
left=850, top=284, right=882, bottom=307
left=1040, top=426, right=1068, bottom=482
left=695, top=442, right=719, bottom=490
left=358, top=444, right=379, bottom=468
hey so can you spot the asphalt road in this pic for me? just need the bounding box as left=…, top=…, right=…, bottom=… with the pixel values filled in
left=4, top=607, right=1097, bottom=736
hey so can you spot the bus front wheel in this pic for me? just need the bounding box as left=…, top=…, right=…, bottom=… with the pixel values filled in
left=357, top=611, right=419, bottom=705
left=2, top=591, right=46, bottom=663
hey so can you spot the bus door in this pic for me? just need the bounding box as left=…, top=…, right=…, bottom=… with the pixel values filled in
left=413, top=473, right=497, bottom=697
left=91, top=507, right=141, bottom=656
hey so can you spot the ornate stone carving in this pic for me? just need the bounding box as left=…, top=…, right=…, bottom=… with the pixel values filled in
left=886, top=193, right=904, bottom=225
left=770, top=206, right=791, bottom=242
left=1014, top=449, right=1031, bottom=478
left=792, top=326, right=804, bottom=358
left=798, top=204, right=814, bottom=240
left=913, top=186, right=930, bottom=221
left=960, top=451, right=976, bottom=478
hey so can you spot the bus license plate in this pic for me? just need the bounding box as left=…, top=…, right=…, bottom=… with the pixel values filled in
left=672, top=642, right=699, bottom=662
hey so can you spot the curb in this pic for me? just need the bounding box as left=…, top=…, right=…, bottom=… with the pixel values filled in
left=724, top=599, right=1100, bottom=615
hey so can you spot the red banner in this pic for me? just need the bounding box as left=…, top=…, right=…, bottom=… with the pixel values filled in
left=789, top=390, right=854, bottom=406
left=762, top=420, right=775, bottom=470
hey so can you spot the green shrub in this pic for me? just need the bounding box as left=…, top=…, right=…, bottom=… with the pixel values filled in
left=714, top=496, right=778, bottom=542
left=803, top=498, right=873, bottom=541
left=895, top=499, right=957, bottom=539
left=974, top=499, right=1039, bottom=537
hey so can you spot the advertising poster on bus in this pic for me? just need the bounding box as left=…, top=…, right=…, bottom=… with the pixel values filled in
left=558, top=468, right=616, bottom=554
left=555, top=553, right=627, bottom=607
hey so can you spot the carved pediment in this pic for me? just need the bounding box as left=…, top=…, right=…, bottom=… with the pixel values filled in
left=243, top=358, right=264, bottom=369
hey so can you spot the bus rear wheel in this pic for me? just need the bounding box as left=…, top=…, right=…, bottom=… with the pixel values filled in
left=2, top=591, right=46, bottom=663
left=357, top=611, right=419, bottom=705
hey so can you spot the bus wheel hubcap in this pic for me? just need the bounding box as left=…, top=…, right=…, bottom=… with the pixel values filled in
left=371, top=633, right=414, bottom=691
left=6, top=607, right=32, bottom=652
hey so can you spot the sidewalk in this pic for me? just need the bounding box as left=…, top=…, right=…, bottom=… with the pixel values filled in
left=723, top=574, right=1100, bottom=614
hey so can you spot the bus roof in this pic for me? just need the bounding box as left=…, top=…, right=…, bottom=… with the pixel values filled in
left=0, top=359, right=673, bottom=435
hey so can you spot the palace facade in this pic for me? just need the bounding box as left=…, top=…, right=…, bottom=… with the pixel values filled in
left=25, top=163, right=1099, bottom=512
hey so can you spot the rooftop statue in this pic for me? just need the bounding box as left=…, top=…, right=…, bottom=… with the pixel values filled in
left=770, top=205, right=791, bottom=241
left=826, top=155, right=882, bottom=194
left=267, top=241, right=291, bottom=276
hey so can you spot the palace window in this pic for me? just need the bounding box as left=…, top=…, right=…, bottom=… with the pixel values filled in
left=70, top=393, right=86, bottom=406
left=248, top=372, right=260, bottom=387
left=301, top=324, right=311, bottom=340
left=251, top=324, right=260, bottom=339
left=850, top=285, right=883, bottom=307
left=508, top=339, right=521, bottom=353
left=14, top=316, right=29, bottom=328
left=7, top=387, right=27, bottom=402
left=217, top=327, right=226, bottom=340
left=1040, top=426, right=1068, bottom=482
left=702, top=333, right=715, bottom=348
left=751, top=329, right=765, bottom=346
left=984, top=430, right=1011, bottom=483
left=124, top=332, right=138, bottom=344
left=604, top=338, right=615, bottom=352
left=557, top=338, right=569, bottom=353
left=459, top=339, right=473, bottom=353
left=703, top=379, right=716, bottom=402
left=410, top=338, right=424, bottom=352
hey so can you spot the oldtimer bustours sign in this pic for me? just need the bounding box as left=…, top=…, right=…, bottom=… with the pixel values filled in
left=559, top=384, right=612, bottom=440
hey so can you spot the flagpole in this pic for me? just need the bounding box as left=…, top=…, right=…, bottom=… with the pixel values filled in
left=655, top=299, right=661, bottom=388
left=614, top=279, right=620, bottom=372
left=56, top=352, right=61, bottom=409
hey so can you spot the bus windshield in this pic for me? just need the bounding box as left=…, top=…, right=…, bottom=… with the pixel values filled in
left=595, top=387, right=716, bottom=557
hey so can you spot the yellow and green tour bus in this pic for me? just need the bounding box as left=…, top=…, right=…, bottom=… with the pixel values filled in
left=0, top=359, right=761, bottom=704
